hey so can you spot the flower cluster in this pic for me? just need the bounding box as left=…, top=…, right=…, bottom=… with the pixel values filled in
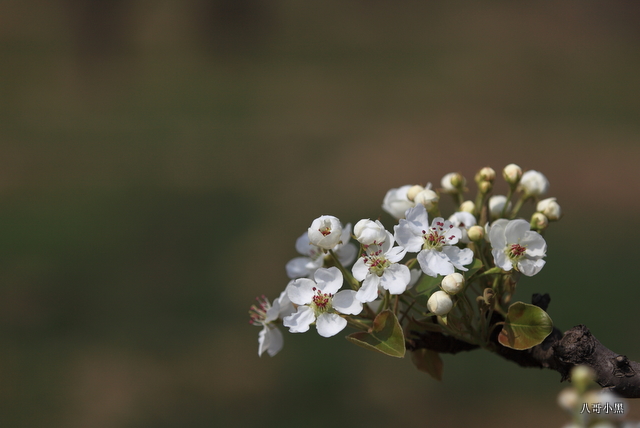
left=250, top=164, right=561, bottom=360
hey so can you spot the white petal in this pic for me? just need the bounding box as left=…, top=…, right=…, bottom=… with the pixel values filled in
left=504, top=219, right=530, bottom=243
left=286, top=278, right=316, bottom=305
left=492, top=248, right=513, bottom=271
left=314, top=266, right=343, bottom=294
left=332, top=290, right=363, bottom=315
left=258, top=325, right=284, bottom=357
left=418, top=249, right=454, bottom=277
left=294, top=232, right=313, bottom=256
left=316, top=313, right=348, bottom=337
left=489, top=219, right=509, bottom=249
left=282, top=306, right=316, bottom=333
left=351, top=257, right=369, bottom=282
left=380, top=264, right=411, bottom=294
left=355, top=275, right=380, bottom=303
left=385, top=245, right=407, bottom=263
left=393, top=222, right=423, bottom=252
left=285, top=256, right=321, bottom=279
left=518, top=258, right=545, bottom=276
left=441, top=246, right=473, bottom=271
left=336, top=242, right=358, bottom=267
left=521, top=231, right=547, bottom=257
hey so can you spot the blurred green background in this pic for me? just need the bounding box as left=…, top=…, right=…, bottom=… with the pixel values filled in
left=1, top=1, right=639, bottom=427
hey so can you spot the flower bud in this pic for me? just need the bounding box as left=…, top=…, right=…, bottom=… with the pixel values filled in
left=518, top=170, right=549, bottom=197
left=440, top=172, right=465, bottom=193
left=557, top=387, right=579, bottom=412
left=459, top=200, right=475, bottom=213
left=427, top=290, right=453, bottom=316
left=467, top=225, right=484, bottom=242
left=530, top=212, right=549, bottom=231
left=308, top=215, right=343, bottom=250
left=475, top=167, right=496, bottom=183
left=414, top=189, right=439, bottom=210
left=488, top=195, right=510, bottom=219
left=406, top=185, right=425, bottom=201
left=537, top=197, right=562, bottom=221
left=353, top=219, right=387, bottom=245
left=441, top=273, right=465, bottom=295
left=502, top=163, right=522, bottom=185
left=479, top=180, right=493, bottom=194
left=571, top=365, right=596, bottom=393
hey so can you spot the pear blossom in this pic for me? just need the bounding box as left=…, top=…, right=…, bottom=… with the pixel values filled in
left=382, top=185, right=415, bottom=219
left=353, top=219, right=387, bottom=245
left=286, top=225, right=357, bottom=279
left=394, top=204, right=473, bottom=277
left=308, top=215, right=343, bottom=250
left=283, top=267, right=362, bottom=337
left=489, top=218, right=547, bottom=276
left=249, top=290, right=295, bottom=357
left=519, top=170, right=549, bottom=197
left=448, top=211, right=476, bottom=243
left=441, top=272, right=465, bottom=295
left=352, top=231, right=410, bottom=302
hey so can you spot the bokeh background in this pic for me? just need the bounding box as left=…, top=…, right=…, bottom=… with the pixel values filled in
left=1, top=1, right=640, bottom=427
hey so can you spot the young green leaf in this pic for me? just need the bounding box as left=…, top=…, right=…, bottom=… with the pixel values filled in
left=346, top=310, right=406, bottom=358
left=498, top=302, right=553, bottom=350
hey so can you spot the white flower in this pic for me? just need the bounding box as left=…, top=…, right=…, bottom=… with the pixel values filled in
left=308, top=215, right=343, bottom=250
left=488, top=195, right=511, bottom=219
left=448, top=211, right=477, bottom=243
left=489, top=219, right=547, bottom=276
left=394, top=204, right=473, bottom=277
left=537, top=197, right=562, bottom=221
left=427, top=290, right=453, bottom=316
left=286, top=225, right=357, bottom=279
left=249, top=291, right=295, bottom=357
left=353, top=219, right=387, bottom=245
left=382, top=185, right=415, bottom=219
left=519, top=170, right=549, bottom=197
left=283, top=267, right=362, bottom=337
left=352, top=232, right=410, bottom=302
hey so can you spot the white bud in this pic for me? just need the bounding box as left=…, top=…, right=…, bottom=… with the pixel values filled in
left=440, top=172, right=465, bottom=193
left=557, top=387, right=579, bottom=412
left=502, top=163, right=522, bottom=185
left=427, top=290, right=453, bottom=316
left=308, top=215, right=343, bottom=250
left=441, top=273, right=465, bottom=295
left=537, top=197, right=562, bottom=221
left=459, top=200, right=475, bottom=213
left=414, top=189, right=439, bottom=210
left=353, top=219, right=387, bottom=245
left=571, top=365, right=596, bottom=392
left=467, top=225, right=484, bottom=242
left=519, top=170, right=549, bottom=197
left=530, top=212, right=549, bottom=230
left=476, top=167, right=496, bottom=183
left=488, top=195, right=510, bottom=218
left=406, top=185, right=425, bottom=201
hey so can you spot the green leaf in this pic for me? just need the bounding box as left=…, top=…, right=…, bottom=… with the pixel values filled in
left=464, top=258, right=484, bottom=280
left=346, top=310, right=406, bottom=358
left=415, top=274, right=441, bottom=294
left=411, top=349, right=444, bottom=381
left=498, top=302, right=553, bottom=350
